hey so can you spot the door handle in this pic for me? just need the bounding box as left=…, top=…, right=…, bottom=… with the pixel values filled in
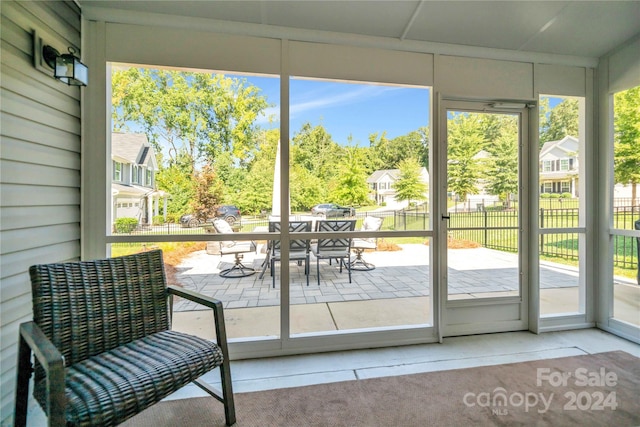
left=442, top=215, right=450, bottom=220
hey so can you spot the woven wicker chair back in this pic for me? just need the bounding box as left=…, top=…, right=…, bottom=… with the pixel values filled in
left=29, top=250, right=169, bottom=375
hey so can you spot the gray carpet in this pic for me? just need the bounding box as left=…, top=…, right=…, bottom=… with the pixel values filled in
left=123, top=350, right=640, bottom=426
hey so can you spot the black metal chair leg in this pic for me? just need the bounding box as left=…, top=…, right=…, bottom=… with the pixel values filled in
left=14, top=335, right=32, bottom=427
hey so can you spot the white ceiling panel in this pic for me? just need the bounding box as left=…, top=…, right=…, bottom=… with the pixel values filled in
left=81, top=0, right=640, bottom=59
left=406, top=1, right=570, bottom=50
left=520, top=1, right=640, bottom=57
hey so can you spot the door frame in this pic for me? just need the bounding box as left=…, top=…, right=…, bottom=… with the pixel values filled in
left=437, top=98, right=532, bottom=337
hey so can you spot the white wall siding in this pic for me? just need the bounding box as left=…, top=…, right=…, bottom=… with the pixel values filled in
left=0, top=1, right=82, bottom=424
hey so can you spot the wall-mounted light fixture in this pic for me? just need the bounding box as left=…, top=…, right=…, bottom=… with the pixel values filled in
left=32, top=30, right=87, bottom=87
left=42, top=45, right=88, bottom=86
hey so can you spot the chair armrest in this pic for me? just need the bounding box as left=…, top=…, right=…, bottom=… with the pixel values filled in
left=168, top=285, right=223, bottom=311
left=18, top=322, right=66, bottom=425
left=19, top=322, right=65, bottom=372
left=167, top=286, right=231, bottom=353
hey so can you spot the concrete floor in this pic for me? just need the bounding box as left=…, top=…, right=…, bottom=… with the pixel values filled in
left=25, top=329, right=640, bottom=426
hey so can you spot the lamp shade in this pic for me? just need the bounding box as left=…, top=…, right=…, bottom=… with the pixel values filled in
left=55, top=52, right=88, bottom=86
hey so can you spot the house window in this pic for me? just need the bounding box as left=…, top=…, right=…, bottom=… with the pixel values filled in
left=132, top=165, right=143, bottom=184
left=543, top=182, right=553, bottom=193
left=560, top=159, right=569, bottom=171
left=542, top=161, right=552, bottom=172
left=146, top=169, right=153, bottom=187
left=113, top=161, right=122, bottom=182
left=560, top=181, right=570, bottom=193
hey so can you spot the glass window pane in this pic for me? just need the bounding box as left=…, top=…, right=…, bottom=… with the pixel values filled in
left=611, top=85, right=640, bottom=326
left=286, top=77, right=432, bottom=333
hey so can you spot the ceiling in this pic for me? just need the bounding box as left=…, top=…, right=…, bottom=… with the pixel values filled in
left=82, top=1, right=640, bottom=60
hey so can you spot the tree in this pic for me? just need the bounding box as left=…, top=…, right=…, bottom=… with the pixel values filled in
left=447, top=114, right=484, bottom=202
left=111, top=67, right=269, bottom=169
left=369, top=127, right=430, bottom=170
left=393, top=158, right=428, bottom=207
left=291, top=122, right=340, bottom=182
left=190, top=166, right=225, bottom=221
left=484, top=121, right=519, bottom=207
left=329, top=147, right=370, bottom=206
left=613, top=86, right=640, bottom=206
left=154, top=152, right=195, bottom=219
left=540, top=98, right=579, bottom=145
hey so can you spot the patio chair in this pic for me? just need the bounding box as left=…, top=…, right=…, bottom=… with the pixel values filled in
left=269, top=220, right=312, bottom=288
left=350, top=216, right=384, bottom=271
left=212, top=218, right=257, bottom=277
left=14, top=249, right=236, bottom=427
left=311, top=219, right=356, bottom=286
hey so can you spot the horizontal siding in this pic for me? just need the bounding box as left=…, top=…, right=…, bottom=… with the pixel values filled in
left=2, top=114, right=81, bottom=153
left=1, top=184, right=81, bottom=207
left=0, top=242, right=80, bottom=297
left=0, top=1, right=82, bottom=424
left=1, top=159, right=80, bottom=186
left=0, top=136, right=80, bottom=169
left=1, top=205, right=80, bottom=230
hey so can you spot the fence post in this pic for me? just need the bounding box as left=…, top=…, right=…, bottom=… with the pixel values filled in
left=483, top=210, right=488, bottom=246
left=635, top=219, right=640, bottom=286
left=540, top=208, right=545, bottom=256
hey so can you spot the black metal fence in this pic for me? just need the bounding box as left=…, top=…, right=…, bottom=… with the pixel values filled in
left=114, top=204, right=639, bottom=274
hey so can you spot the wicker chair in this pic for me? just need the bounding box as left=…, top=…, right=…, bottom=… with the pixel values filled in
left=14, top=250, right=236, bottom=427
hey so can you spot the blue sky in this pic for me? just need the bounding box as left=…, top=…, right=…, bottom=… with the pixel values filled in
left=243, top=75, right=431, bottom=146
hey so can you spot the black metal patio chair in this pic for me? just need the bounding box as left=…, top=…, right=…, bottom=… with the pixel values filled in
left=14, top=249, right=236, bottom=427
left=350, top=216, right=384, bottom=271
left=269, top=220, right=312, bottom=288
left=311, top=219, right=356, bottom=286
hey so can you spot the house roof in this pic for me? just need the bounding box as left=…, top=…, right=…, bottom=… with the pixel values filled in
left=539, top=135, right=579, bottom=159
left=367, top=169, right=400, bottom=183
left=111, top=133, right=158, bottom=169
left=367, top=167, right=429, bottom=183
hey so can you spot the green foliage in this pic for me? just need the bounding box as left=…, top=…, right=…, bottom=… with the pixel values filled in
left=190, top=166, right=224, bottom=221
left=613, top=86, right=640, bottom=205
left=114, top=217, right=139, bottom=234
left=291, top=166, right=326, bottom=211
left=549, top=193, right=561, bottom=199
left=291, top=122, right=340, bottom=182
left=539, top=98, right=579, bottom=145
left=540, top=193, right=552, bottom=198
left=560, top=192, right=572, bottom=199
left=447, top=113, right=484, bottom=200
left=393, top=158, right=428, bottom=205
left=369, top=127, right=430, bottom=170
left=329, top=147, right=370, bottom=206
left=152, top=215, right=165, bottom=225
left=155, top=158, right=194, bottom=217
left=484, top=116, right=519, bottom=204
left=111, top=68, right=269, bottom=169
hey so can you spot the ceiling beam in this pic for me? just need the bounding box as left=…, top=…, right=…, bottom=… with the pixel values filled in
left=400, top=0, right=425, bottom=41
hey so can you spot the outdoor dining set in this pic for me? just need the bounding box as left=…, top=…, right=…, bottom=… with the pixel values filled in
left=210, top=216, right=384, bottom=286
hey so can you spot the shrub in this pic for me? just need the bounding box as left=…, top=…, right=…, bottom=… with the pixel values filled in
left=381, top=202, right=387, bottom=206
left=152, top=215, right=165, bottom=225
left=560, top=192, right=572, bottom=199
left=114, top=217, right=139, bottom=234
left=549, top=193, right=561, bottom=199
left=540, top=193, right=551, bottom=199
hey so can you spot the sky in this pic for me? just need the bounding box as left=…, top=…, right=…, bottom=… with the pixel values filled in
left=243, top=75, right=431, bottom=146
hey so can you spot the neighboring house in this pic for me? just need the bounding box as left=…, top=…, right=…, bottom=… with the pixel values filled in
left=111, top=133, right=167, bottom=226
left=539, top=135, right=580, bottom=197
left=367, top=168, right=429, bottom=208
